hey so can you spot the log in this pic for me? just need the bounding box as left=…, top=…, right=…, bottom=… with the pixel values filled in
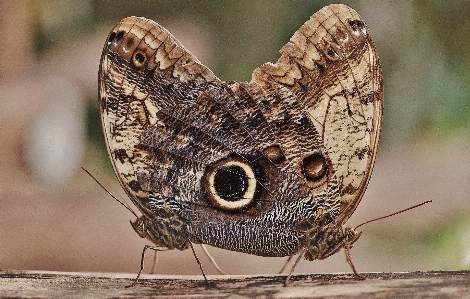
left=0, top=270, right=469, bottom=298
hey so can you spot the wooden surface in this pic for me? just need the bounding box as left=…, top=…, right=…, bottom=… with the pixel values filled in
left=0, top=270, right=469, bottom=298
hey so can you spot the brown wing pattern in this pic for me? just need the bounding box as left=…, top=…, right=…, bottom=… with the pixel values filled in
left=98, top=4, right=382, bottom=259
left=251, top=4, right=383, bottom=223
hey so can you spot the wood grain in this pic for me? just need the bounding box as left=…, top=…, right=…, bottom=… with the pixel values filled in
left=1, top=270, right=469, bottom=298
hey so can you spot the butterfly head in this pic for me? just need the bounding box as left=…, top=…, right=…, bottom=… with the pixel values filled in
left=303, top=218, right=362, bottom=261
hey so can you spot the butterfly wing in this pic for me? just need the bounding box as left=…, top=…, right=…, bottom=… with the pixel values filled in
left=252, top=4, right=383, bottom=224
left=99, top=16, right=218, bottom=219
left=98, top=4, right=382, bottom=257
left=99, top=16, right=314, bottom=255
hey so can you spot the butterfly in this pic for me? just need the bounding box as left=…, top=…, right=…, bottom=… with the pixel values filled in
left=98, top=4, right=382, bottom=283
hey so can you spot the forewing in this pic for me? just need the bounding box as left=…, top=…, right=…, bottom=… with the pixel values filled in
left=98, top=17, right=218, bottom=217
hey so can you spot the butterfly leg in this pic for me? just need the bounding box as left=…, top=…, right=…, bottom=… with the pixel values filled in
left=126, top=245, right=168, bottom=288
left=150, top=250, right=158, bottom=274
left=189, top=241, right=210, bottom=287
left=343, top=242, right=365, bottom=280
left=278, top=255, right=294, bottom=274
left=284, top=247, right=307, bottom=286
left=200, top=244, right=228, bottom=275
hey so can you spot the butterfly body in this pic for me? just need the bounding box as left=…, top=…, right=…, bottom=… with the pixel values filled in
left=99, top=4, right=382, bottom=266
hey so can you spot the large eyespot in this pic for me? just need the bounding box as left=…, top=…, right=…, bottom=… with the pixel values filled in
left=302, top=153, right=328, bottom=182
left=263, top=145, right=286, bottom=165
left=203, top=157, right=257, bottom=211
left=132, top=49, right=147, bottom=68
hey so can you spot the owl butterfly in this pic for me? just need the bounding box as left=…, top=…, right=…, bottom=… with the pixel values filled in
left=98, top=4, right=382, bottom=284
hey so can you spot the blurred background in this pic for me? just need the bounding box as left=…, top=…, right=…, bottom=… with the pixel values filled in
left=1, top=0, right=469, bottom=276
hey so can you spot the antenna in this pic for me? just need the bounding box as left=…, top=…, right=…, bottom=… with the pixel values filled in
left=81, top=167, right=137, bottom=218
left=354, top=200, right=432, bottom=230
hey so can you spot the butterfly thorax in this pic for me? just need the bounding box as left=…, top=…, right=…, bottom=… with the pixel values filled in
left=295, top=208, right=360, bottom=260
left=131, top=214, right=190, bottom=251
left=304, top=221, right=361, bottom=261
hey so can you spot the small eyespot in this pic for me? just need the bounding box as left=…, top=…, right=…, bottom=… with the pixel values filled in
left=326, top=47, right=340, bottom=61
left=128, top=180, right=142, bottom=193
left=263, top=145, right=286, bottom=165
left=132, top=50, right=147, bottom=68
left=302, top=153, right=328, bottom=182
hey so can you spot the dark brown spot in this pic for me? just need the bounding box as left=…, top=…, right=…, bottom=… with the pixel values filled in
left=128, top=180, right=141, bottom=193
left=302, top=153, right=328, bottom=181
left=349, top=20, right=366, bottom=36
left=113, top=148, right=128, bottom=164
left=341, top=183, right=357, bottom=196
left=263, top=145, right=286, bottom=165
left=126, top=36, right=135, bottom=49
left=132, top=50, right=147, bottom=68
left=360, top=92, right=375, bottom=104
left=354, top=147, right=369, bottom=160
left=326, top=47, right=340, bottom=61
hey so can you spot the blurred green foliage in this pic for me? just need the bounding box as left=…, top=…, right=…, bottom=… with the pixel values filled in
left=428, top=214, right=470, bottom=270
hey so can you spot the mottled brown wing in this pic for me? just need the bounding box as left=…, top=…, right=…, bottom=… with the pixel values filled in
left=98, top=17, right=219, bottom=220
left=251, top=4, right=383, bottom=224
left=99, top=16, right=311, bottom=254
left=99, top=15, right=316, bottom=255
left=98, top=4, right=382, bottom=258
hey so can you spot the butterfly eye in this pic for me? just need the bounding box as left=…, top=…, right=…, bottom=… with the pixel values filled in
left=263, top=145, right=286, bottom=165
left=130, top=216, right=147, bottom=238
left=132, top=50, right=147, bottom=68
left=302, top=153, right=328, bottom=182
left=204, top=158, right=257, bottom=211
